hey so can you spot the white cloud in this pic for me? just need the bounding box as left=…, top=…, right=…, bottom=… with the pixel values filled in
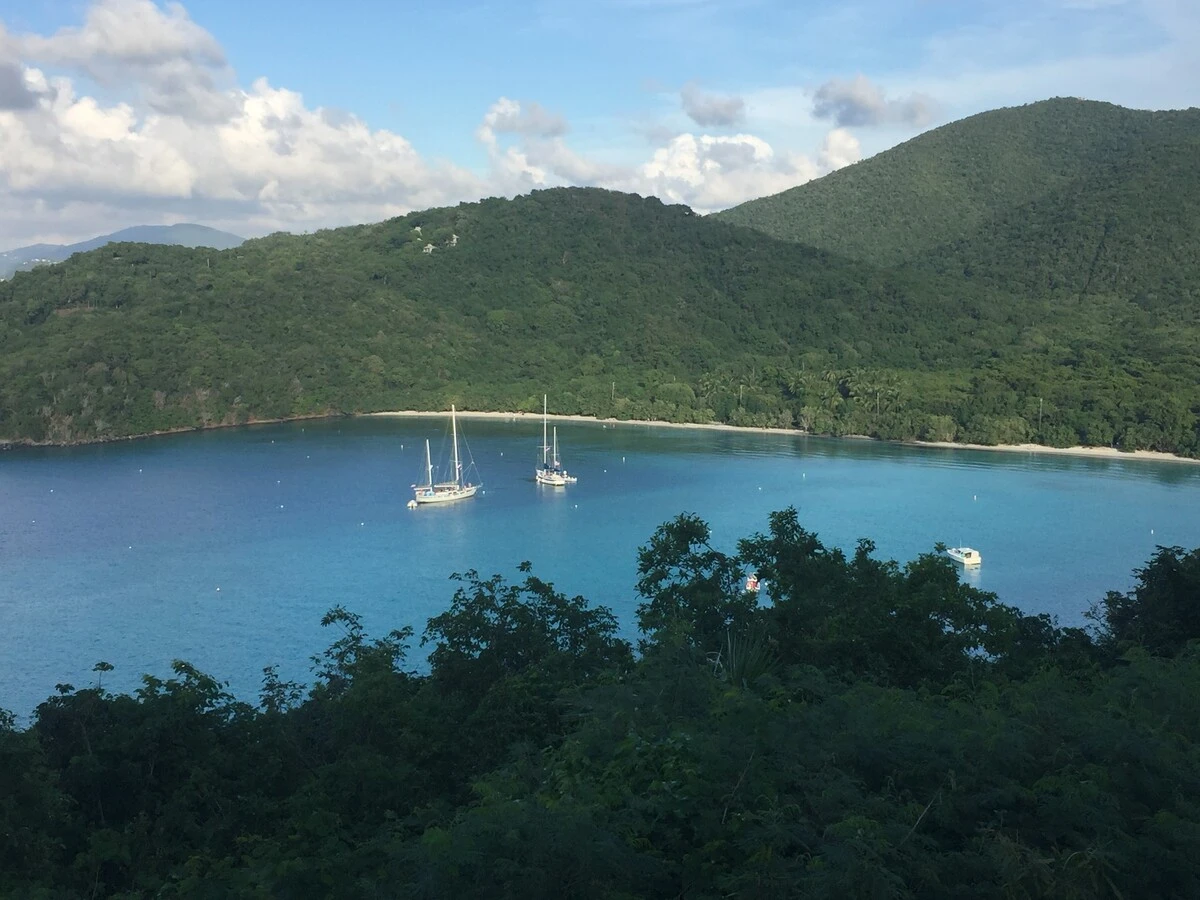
left=633, top=133, right=820, bottom=213
left=812, top=74, right=937, bottom=127
left=0, top=1, right=487, bottom=246
left=0, top=63, right=38, bottom=111
left=0, top=68, right=484, bottom=246
left=483, top=119, right=857, bottom=215
left=22, top=0, right=225, bottom=69
left=477, top=96, right=568, bottom=146
left=0, top=0, right=868, bottom=247
left=20, top=0, right=235, bottom=121
left=817, top=128, right=861, bottom=171
left=680, top=81, right=746, bottom=127
left=0, top=25, right=41, bottom=110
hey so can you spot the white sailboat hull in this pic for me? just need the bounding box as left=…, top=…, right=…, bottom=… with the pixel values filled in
left=414, top=483, right=479, bottom=504
left=536, top=467, right=568, bottom=486
left=411, top=406, right=480, bottom=506
left=535, top=397, right=578, bottom=487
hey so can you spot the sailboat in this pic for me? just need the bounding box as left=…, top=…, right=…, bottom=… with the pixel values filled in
left=412, top=406, right=480, bottom=505
left=552, top=427, right=577, bottom=483
left=535, top=395, right=577, bottom=486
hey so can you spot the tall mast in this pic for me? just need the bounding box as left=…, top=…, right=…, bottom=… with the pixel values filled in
left=542, top=394, right=549, bottom=466
left=451, top=405, right=460, bottom=485
left=425, top=439, right=433, bottom=488
left=552, top=426, right=559, bottom=466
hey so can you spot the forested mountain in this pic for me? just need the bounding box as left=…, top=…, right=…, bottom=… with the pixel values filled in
left=1, top=189, right=1010, bottom=440
left=915, top=136, right=1200, bottom=306
left=714, top=98, right=1200, bottom=267
left=3, top=511, right=1199, bottom=898
left=2, top=107, right=1199, bottom=456
left=0, top=224, right=244, bottom=280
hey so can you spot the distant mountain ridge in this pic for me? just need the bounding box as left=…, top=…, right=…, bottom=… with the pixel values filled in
left=714, top=98, right=1200, bottom=272
left=0, top=224, right=245, bottom=279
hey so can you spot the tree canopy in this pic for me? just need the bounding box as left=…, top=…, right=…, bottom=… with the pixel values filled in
left=2, top=511, right=1199, bottom=898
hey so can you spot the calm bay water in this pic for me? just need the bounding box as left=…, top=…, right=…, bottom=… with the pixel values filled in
left=2, top=417, right=1198, bottom=718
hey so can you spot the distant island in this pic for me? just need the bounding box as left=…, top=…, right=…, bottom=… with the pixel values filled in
left=1, top=98, right=1197, bottom=458
left=0, top=223, right=244, bottom=280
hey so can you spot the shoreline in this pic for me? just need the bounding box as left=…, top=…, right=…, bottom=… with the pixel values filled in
left=0, top=411, right=339, bottom=451
left=366, top=409, right=1200, bottom=466
left=3, top=408, right=1196, bottom=466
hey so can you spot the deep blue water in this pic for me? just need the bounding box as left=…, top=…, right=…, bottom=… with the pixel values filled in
left=2, top=417, right=1198, bottom=718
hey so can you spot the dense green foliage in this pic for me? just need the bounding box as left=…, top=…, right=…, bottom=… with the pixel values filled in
left=1, top=191, right=1198, bottom=456
left=715, top=98, right=1200, bottom=266
left=2, top=99, right=1200, bottom=455
left=3, top=511, right=1198, bottom=898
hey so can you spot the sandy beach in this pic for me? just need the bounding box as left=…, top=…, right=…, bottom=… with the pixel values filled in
left=366, top=410, right=1200, bottom=466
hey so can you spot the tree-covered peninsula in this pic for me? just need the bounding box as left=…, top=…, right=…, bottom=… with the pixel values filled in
left=2, top=99, right=1198, bottom=456
left=2, top=511, right=1198, bottom=898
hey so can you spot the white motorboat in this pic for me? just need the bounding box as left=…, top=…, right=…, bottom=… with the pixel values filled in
left=945, top=546, right=982, bottom=566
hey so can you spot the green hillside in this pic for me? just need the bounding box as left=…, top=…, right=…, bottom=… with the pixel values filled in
left=715, top=98, right=1200, bottom=267
left=916, top=136, right=1200, bottom=306
left=1, top=185, right=1198, bottom=455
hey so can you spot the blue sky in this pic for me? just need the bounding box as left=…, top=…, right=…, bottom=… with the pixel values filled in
left=0, top=0, right=1196, bottom=245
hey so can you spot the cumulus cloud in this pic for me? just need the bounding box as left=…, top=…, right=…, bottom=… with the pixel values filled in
left=482, top=108, right=858, bottom=216
left=476, top=98, right=612, bottom=196
left=0, top=62, right=38, bottom=110
left=634, top=133, right=815, bottom=212
left=477, top=97, right=567, bottom=148
left=21, top=0, right=224, bottom=69
left=680, top=81, right=746, bottom=127
left=0, top=71, right=483, bottom=224
left=0, top=1, right=488, bottom=246
left=0, top=0, right=860, bottom=247
left=812, top=74, right=936, bottom=128
left=818, top=127, right=862, bottom=171
left=0, top=25, right=40, bottom=110
left=475, top=81, right=859, bottom=216
left=19, top=0, right=235, bottom=121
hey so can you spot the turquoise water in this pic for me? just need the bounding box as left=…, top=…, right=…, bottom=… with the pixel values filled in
left=2, top=417, right=1198, bottom=718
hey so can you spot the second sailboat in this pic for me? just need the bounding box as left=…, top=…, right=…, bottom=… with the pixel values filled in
left=535, top=395, right=577, bottom=486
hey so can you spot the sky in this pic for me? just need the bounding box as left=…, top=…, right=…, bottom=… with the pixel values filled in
left=0, top=0, right=1197, bottom=247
